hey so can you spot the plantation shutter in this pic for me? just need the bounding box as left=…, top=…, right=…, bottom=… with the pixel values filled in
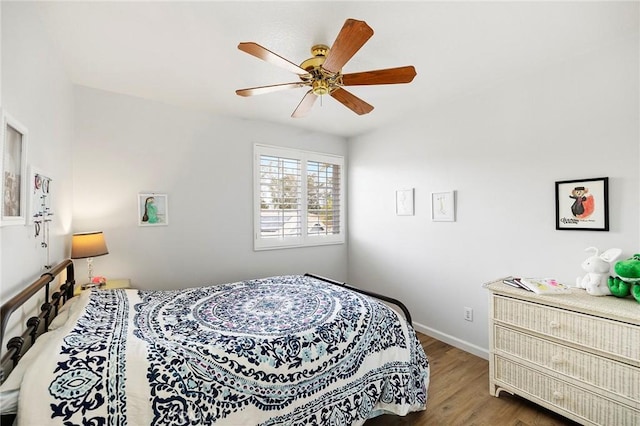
left=254, top=144, right=344, bottom=250
left=307, top=160, right=341, bottom=236
left=259, top=154, right=302, bottom=239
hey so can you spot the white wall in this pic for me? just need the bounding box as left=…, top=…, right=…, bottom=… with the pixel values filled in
left=347, top=32, right=639, bottom=358
left=0, top=3, right=74, bottom=301
left=73, top=87, right=348, bottom=289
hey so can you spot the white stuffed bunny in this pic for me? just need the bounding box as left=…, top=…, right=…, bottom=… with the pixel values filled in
left=576, top=247, right=622, bottom=296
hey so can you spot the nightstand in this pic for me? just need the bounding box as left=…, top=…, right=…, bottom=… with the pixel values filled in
left=74, top=279, right=131, bottom=297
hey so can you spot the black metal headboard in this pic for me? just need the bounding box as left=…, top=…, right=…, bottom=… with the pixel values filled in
left=304, top=273, right=413, bottom=325
left=0, top=259, right=75, bottom=383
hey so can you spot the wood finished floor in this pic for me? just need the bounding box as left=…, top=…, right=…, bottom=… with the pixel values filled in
left=365, top=332, right=581, bottom=426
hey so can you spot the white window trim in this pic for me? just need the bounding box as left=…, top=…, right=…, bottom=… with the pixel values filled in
left=254, top=144, right=345, bottom=250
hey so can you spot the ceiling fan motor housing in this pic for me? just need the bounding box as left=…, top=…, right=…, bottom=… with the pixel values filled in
left=300, top=44, right=338, bottom=95
left=300, top=44, right=330, bottom=70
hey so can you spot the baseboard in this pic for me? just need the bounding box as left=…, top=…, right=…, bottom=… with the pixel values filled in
left=412, top=321, right=490, bottom=360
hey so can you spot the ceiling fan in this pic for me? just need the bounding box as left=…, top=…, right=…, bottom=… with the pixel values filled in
left=235, top=18, right=417, bottom=118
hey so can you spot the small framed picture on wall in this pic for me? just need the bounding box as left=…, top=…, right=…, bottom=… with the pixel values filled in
left=555, top=177, right=608, bottom=231
left=396, top=188, right=415, bottom=216
left=138, top=193, right=169, bottom=226
left=431, top=191, right=456, bottom=222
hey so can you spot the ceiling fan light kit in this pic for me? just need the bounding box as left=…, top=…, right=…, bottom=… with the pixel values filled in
left=236, top=18, right=417, bottom=118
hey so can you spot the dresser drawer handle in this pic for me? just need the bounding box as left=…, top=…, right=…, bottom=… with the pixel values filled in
left=552, top=391, right=563, bottom=400
left=549, top=321, right=560, bottom=329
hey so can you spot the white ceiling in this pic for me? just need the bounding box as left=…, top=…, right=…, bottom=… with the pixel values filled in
left=30, top=1, right=638, bottom=138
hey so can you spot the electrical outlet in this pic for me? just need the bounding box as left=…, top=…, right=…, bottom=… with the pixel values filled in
left=464, top=307, right=473, bottom=322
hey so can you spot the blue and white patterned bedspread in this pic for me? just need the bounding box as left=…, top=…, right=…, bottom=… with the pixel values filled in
left=17, top=275, right=429, bottom=425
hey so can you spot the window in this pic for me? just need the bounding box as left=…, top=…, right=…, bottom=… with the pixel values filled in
left=254, top=144, right=344, bottom=250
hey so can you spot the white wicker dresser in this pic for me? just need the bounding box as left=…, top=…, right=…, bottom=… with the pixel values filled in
left=484, top=280, right=640, bottom=425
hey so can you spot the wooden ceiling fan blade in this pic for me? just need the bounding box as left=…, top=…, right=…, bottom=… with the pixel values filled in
left=292, top=90, right=318, bottom=118
left=322, top=19, right=374, bottom=74
left=342, top=66, right=417, bottom=86
left=330, top=88, right=374, bottom=115
left=238, top=42, right=309, bottom=75
left=236, top=82, right=305, bottom=97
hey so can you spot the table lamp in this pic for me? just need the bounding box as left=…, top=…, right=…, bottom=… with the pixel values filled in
left=71, top=231, right=109, bottom=289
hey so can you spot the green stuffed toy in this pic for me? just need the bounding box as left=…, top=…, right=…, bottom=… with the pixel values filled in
left=607, top=254, right=640, bottom=303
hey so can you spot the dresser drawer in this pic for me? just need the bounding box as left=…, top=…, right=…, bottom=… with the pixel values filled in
left=493, top=295, right=640, bottom=365
left=494, top=325, right=640, bottom=404
left=495, top=356, right=640, bottom=426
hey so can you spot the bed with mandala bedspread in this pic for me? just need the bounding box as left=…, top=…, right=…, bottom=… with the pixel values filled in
left=12, top=274, right=429, bottom=425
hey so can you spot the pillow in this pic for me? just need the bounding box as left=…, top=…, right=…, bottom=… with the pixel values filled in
left=0, top=330, right=59, bottom=414
left=0, top=290, right=90, bottom=414
left=48, top=296, right=78, bottom=330
left=0, top=388, right=19, bottom=415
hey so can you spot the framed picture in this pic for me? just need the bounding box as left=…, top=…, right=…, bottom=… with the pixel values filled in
left=431, top=191, right=456, bottom=222
left=396, top=188, right=414, bottom=216
left=1, top=111, right=28, bottom=226
left=555, top=177, right=608, bottom=231
left=138, top=193, right=169, bottom=226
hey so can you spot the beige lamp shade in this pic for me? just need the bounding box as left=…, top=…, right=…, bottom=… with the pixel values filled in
left=71, top=232, right=109, bottom=259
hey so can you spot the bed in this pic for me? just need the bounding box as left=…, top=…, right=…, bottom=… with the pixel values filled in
left=0, top=259, right=429, bottom=425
